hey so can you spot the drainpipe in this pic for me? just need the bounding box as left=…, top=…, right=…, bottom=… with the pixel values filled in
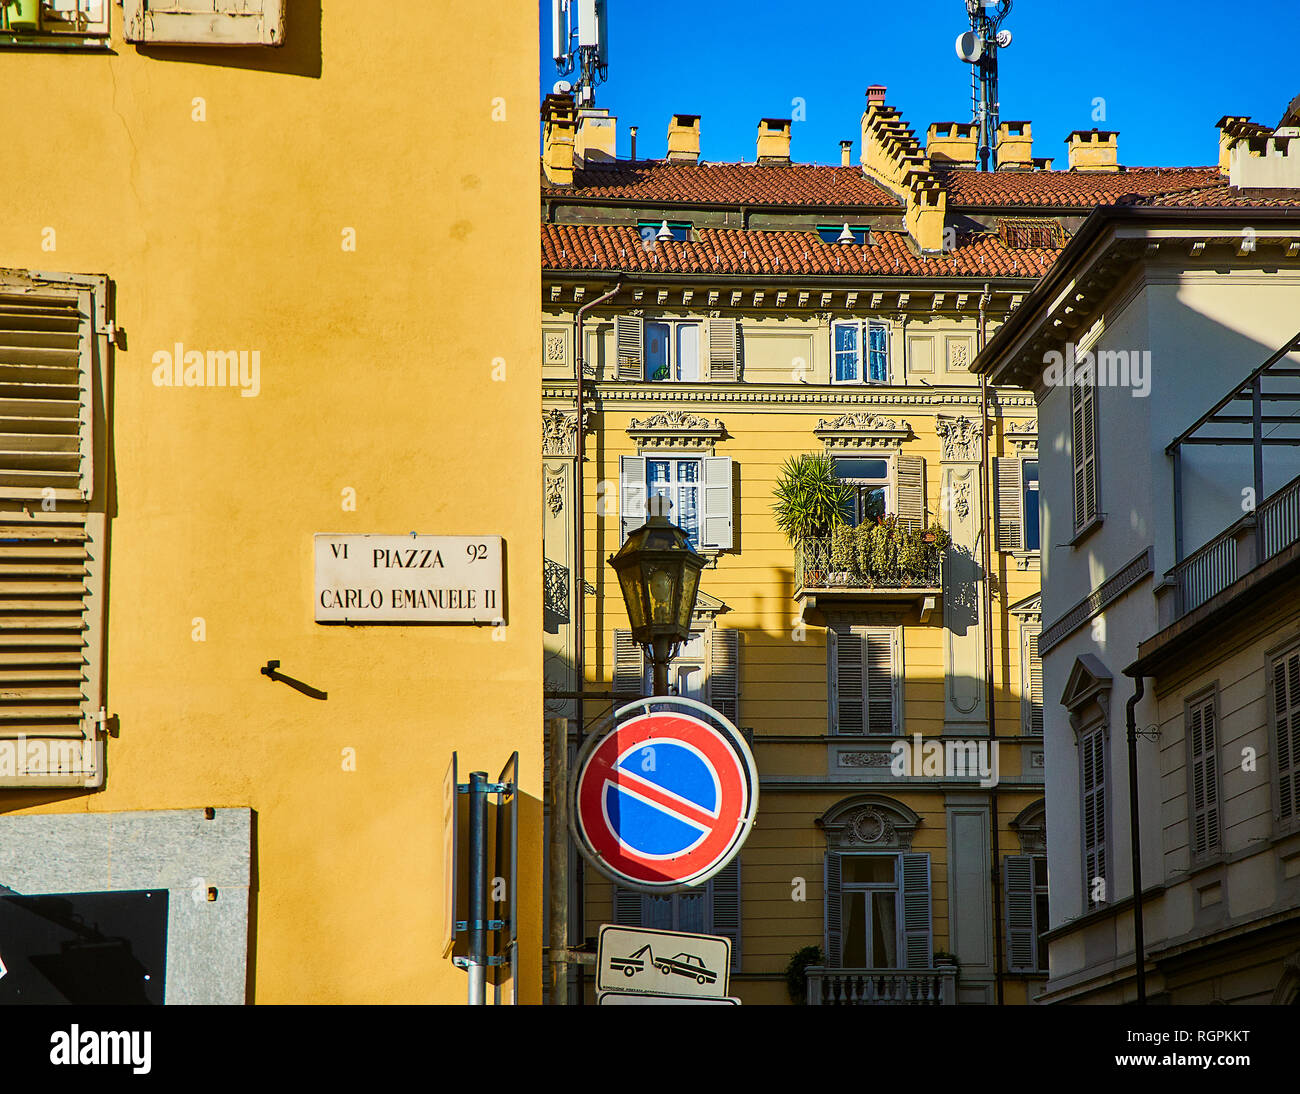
left=1126, top=674, right=1147, bottom=1004
left=977, top=282, right=1006, bottom=1005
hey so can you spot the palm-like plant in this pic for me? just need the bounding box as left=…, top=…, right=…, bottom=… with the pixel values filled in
left=772, top=453, right=852, bottom=545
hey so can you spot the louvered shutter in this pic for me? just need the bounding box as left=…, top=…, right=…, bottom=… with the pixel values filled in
left=123, top=0, right=285, bottom=45
left=707, top=317, right=739, bottom=381
left=832, top=629, right=864, bottom=734
left=1023, top=629, right=1043, bottom=735
left=709, top=859, right=742, bottom=973
left=864, top=631, right=896, bottom=735
left=1072, top=379, right=1098, bottom=531
left=994, top=458, right=1023, bottom=550
left=1188, top=698, right=1216, bottom=857
left=895, top=455, right=925, bottom=531
left=618, top=455, right=646, bottom=544
left=1082, top=727, right=1106, bottom=904
left=39, top=0, right=110, bottom=35
left=615, top=315, right=644, bottom=380
left=900, top=853, right=932, bottom=970
left=612, top=629, right=644, bottom=699
left=1275, top=652, right=1300, bottom=824
left=699, top=456, right=733, bottom=550
left=1004, top=855, right=1036, bottom=972
left=707, top=628, right=739, bottom=725
left=824, top=852, right=843, bottom=967
left=613, top=887, right=644, bottom=927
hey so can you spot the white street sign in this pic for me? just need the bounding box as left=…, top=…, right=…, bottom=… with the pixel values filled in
left=597, top=924, right=731, bottom=999
left=598, top=992, right=740, bottom=1005
left=314, top=534, right=503, bottom=623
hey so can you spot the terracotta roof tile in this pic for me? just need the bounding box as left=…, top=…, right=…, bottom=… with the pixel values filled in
left=541, top=224, right=1057, bottom=278
left=934, top=165, right=1224, bottom=208
left=1132, top=183, right=1300, bottom=208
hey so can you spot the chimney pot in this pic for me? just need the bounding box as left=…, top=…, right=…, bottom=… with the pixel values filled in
left=840, top=140, right=853, bottom=166
left=666, top=113, right=701, bottom=163
left=757, top=118, right=792, bottom=165
left=1065, top=129, right=1120, bottom=171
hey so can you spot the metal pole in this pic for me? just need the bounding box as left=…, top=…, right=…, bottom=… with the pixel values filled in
left=548, top=718, right=570, bottom=1005
left=652, top=659, right=668, bottom=696
left=1126, top=677, right=1147, bottom=1004
left=467, top=770, right=489, bottom=1005
left=1253, top=378, right=1265, bottom=565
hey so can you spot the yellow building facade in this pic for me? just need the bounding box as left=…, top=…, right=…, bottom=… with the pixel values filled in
left=0, top=4, right=541, bottom=1004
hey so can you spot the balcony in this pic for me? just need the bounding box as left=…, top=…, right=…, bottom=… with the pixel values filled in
left=806, top=966, right=957, bottom=1005
left=793, top=535, right=943, bottom=615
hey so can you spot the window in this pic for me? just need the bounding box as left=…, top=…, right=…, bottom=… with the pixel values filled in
left=828, top=626, right=900, bottom=735
left=122, top=0, right=284, bottom=45
left=637, top=220, right=692, bottom=243
left=614, top=859, right=742, bottom=972
left=644, top=321, right=700, bottom=382
left=1186, top=691, right=1222, bottom=858
left=613, top=628, right=740, bottom=723
left=1080, top=723, right=1107, bottom=906
left=834, top=457, right=890, bottom=526
left=817, top=224, right=871, bottom=244
left=618, top=454, right=733, bottom=551
left=1021, top=626, right=1043, bottom=735
left=832, top=320, right=889, bottom=384
left=1071, top=373, right=1099, bottom=533
left=1270, top=647, right=1300, bottom=831
left=994, top=457, right=1040, bottom=552
left=1, top=0, right=109, bottom=43
left=824, top=852, right=931, bottom=969
left=1004, top=854, right=1049, bottom=973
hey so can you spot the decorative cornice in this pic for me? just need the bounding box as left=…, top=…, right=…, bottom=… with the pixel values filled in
left=815, top=411, right=912, bottom=451
left=817, top=795, right=920, bottom=852
left=541, top=407, right=593, bottom=457
left=543, top=381, right=1037, bottom=412
left=1006, top=416, right=1039, bottom=456
left=935, top=413, right=985, bottom=462
left=626, top=410, right=726, bottom=448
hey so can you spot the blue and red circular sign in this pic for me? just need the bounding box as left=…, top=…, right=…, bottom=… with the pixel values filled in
left=570, top=698, right=758, bottom=891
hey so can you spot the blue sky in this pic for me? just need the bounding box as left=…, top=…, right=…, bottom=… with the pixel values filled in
left=539, top=0, right=1299, bottom=167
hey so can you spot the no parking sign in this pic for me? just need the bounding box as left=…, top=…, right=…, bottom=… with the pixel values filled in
left=570, top=697, right=758, bottom=892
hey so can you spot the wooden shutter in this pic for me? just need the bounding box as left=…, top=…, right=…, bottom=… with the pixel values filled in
left=613, top=887, right=644, bottom=927
left=832, top=629, right=864, bottom=734
left=1004, top=855, right=1036, bottom=972
left=895, top=455, right=925, bottom=531
left=706, top=628, right=739, bottom=725
left=709, top=859, right=742, bottom=973
left=824, top=852, right=843, bottom=966
left=39, top=0, right=110, bottom=35
left=612, top=629, right=644, bottom=699
left=707, top=317, right=739, bottom=381
left=123, top=0, right=285, bottom=45
left=1188, top=695, right=1221, bottom=857
left=699, top=456, right=733, bottom=550
left=615, top=315, right=644, bottom=380
left=900, top=853, right=932, bottom=970
left=994, top=458, right=1023, bottom=550
left=1276, top=651, right=1300, bottom=825
left=1082, top=727, right=1106, bottom=903
left=1072, top=378, right=1098, bottom=531
left=864, top=630, right=896, bottom=735
left=618, top=455, right=646, bottom=544
left=1022, top=628, right=1043, bottom=735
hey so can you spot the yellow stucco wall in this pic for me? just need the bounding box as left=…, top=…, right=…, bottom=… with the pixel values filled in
left=0, top=5, right=541, bottom=1003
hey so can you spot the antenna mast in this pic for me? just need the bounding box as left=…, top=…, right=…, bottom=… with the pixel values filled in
left=552, top=0, right=610, bottom=107
left=957, top=1, right=1013, bottom=171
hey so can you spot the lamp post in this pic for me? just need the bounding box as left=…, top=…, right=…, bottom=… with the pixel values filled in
left=608, top=495, right=706, bottom=696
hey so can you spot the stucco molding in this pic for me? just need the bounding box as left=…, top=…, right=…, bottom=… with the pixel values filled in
left=935, top=413, right=985, bottom=463
left=541, top=407, right=593, bottom=457
left=815, top=411, right=913, bottom=452
left=626, top=410, right=726, bottom=449
left=817, top=794, right=920, bottom=851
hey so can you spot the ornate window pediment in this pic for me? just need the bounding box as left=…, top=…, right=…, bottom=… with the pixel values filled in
left=626, top=411, right=726, bottom=450
left=1010, top=799, right=1047, bottom=855
left=1007, top=417, right=1039, bottom=456
left=815, top=412, right=912, bottom=452
left=1061, top=654, right=1113, bottom=734
left=691, top=590, right=728, bottom=623
left=817, top=794, right=920, bottom=851
left=1008, top=592, right=1042, bottom=625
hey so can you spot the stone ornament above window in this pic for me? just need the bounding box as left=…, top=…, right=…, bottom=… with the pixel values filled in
left=817, top=794, right=920, bottom=851
left=935, top=413, right=985, bottom=462
left=814, top=411, right=912, bottom=452
left=541, top=407, right=593, bottom=457
left=1007, top=418, right=1039, bottom=456
left=626, top=410, right=726, bottom=450
left=543, top=331, right=567, bottom=365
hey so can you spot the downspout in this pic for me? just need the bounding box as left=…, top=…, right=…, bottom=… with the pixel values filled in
left=977, top=282, right=1006, bottom=1005
left=1126, top=674, right=1147, bottom=1004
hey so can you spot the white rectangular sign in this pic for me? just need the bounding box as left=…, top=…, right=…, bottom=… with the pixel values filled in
left=314, top=535, right=503, bottom=623
left=596, top=924, right=732, bottom=999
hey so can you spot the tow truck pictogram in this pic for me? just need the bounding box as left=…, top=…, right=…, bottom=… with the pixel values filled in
left=608, top=944, right=718, bottom=985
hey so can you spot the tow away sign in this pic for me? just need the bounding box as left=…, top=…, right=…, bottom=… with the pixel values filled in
left=596, top=924, right=732, bottom=1000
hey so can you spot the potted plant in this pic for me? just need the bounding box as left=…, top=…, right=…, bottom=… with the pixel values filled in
left=785, top=944, right=823, bottom=1005
left=772, top=453, right=851, bottom=586
left=933, top=949, right=959, bottom=971
left=3, top=0, right=40, bottom=32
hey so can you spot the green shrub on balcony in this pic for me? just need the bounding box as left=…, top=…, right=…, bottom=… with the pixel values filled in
left=825, top=517, right=950, bottom=587
left=772, top=453, right=853, bottom=545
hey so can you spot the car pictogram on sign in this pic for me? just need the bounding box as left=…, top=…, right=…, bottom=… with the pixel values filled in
left=608, top=943, right=718, bottom=985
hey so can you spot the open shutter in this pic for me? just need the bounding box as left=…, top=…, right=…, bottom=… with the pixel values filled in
left=123, top=0, right=285, bottom=45
left=1023, top=629, right=1043, bottom=735
left=824, top=852, right=843, bottom=967
left=699, top=456, right=733, bottom=550
left=707, top=628, right=739, bottom=726
left=896, top=455, right=925, bottom=531
left=900, top=852, right=932, bottom=969
left=1275, top=652, right=1300, bottom=825
left=832, top=630, right=864, bottom=734
left=612, top=629, right=644, bottom=699
left=864, top=631, right=896, bottom=735
left=994, top=458, right=1023, bottom=550
left=707, top=317, right=739, bottom=381
left=613, top=887, right=644, bottom=927
left=619, top=455, right=646, bottom=544
left=709, top=859, right=742, bottom=973
left=1004, top=855, right=1036, bottom=972
left=615, top=315, right=644, bottom=380
left=38, top=0, right=110, bottom=35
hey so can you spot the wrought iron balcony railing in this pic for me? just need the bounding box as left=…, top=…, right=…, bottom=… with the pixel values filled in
left=806, top=966, right=957, bottom=1005
left=794, top=536, right=943, bottom=593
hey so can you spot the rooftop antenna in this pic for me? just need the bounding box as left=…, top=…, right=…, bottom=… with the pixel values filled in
left=552, top=0, right=609, bottom=108
left=955, top=0, right=1013, bottom=171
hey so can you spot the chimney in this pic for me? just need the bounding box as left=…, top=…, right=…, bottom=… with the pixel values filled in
left=666, top=113, right=700, bottom=163
left=757, top=117, right=792, bottom=165
left=927, top=121, right=978, bottom=165
left=995, top=121, right=1033, bottom=170
left=1033, top=156, right=1054, bottom=170
left=1065, top=129, right=1119, bottom=172
left=906, top=177, right=947, bottom=255
left=574, top=107, right=617, bottom=168
left=542, top=93, right=577, bottom=185
left=629, top=125, right=638, bottom=161
left=866, top=85, right=887, bottom=113
left=840, top=140, right=853, bottom=166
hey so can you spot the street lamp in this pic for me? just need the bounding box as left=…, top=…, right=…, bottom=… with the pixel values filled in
left=608, top=495, right=706, bottom=696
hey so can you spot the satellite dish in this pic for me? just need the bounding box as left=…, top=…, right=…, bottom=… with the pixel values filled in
left=553, top=79, right=573, bottom=94
left=996, top=29, right=1013, bottom=48
left=955, top=30, right=983, bottom=63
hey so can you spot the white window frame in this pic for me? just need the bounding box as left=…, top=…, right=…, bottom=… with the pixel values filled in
left=995, top=456, right=1040, bottom=553
left=831, top=319, right=891, bottom=385
left=643, top=319, right=702, bottom=382
left=833, top=455, right=895, bottom=526
left=619, top=453, right=733, bottom=552
left=837, top=852, right=905, bottom=970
